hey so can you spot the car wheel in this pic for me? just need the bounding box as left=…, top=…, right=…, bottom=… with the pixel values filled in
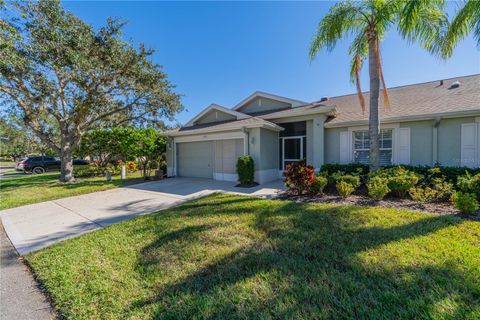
left=32, top=167, right=45, bottom=174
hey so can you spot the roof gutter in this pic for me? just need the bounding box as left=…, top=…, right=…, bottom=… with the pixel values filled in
left=324, top=109, right=480, bottom=128
left=160, top=122, right=284, bottom=137
left=261, top=105, right=336, bottom=120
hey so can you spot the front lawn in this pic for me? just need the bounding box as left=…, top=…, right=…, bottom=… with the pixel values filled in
left=27, top=194, right=480, bottom=319
left=0, top=171, right=144, bottom=210
left=0, top=160, right=16, bottom=167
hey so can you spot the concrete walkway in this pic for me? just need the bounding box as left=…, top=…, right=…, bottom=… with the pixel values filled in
left=0, top=224, right=54, bottom=320
left=1, top=177, right=284, bottom=255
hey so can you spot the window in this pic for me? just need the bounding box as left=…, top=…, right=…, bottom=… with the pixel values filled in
left=353, top=129, right=393, bottom=166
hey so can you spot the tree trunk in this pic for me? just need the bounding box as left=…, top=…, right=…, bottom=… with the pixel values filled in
left=59, top=134, right=75, bottom=183
left=368, top=34, right=380, bottom=172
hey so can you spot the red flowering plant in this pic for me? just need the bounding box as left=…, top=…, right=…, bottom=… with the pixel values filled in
left=283, top=160, right=315, bottom=195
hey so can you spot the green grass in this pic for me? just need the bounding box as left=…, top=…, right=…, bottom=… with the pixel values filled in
left=0, top=160, right=16, bottom=166
left=27, top=194, right=480, bottom=319
left=0, top=171, right=144, bottom=210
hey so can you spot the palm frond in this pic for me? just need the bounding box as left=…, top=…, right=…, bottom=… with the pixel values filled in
left=398, top=0, right=448, bottom=57
left=443, top=0, right=480, bottom=58
left=309, top=1, right=365, bottom=60
left=348, top=32, right=368, bottom=113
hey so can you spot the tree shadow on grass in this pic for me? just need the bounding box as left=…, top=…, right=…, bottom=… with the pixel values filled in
left=130, top=196, right=479, bottom=319
left=0, top=173, right=60, bottom=190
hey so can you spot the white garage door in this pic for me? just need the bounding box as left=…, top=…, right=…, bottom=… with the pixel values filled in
left=214, top=139, right=244, bottom=181
left=177, top=141, right=214, bottom=178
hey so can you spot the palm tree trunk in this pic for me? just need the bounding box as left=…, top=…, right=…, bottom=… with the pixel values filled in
left=368, top=34, right=380, bottom=171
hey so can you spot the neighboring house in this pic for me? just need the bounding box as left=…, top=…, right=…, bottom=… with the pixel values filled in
left=163, top=74, right=480, bottom=184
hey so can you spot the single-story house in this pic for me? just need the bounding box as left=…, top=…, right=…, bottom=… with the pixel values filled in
left=163, top=74, right=480, bottom=184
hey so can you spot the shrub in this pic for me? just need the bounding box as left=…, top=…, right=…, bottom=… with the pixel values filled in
left=126, top=161, right=138, bottom=173
left=457, top=172, right=480, bottom=199
left=367, top=176, right=390, bottom=200
left=409, top=186, right=438, bottom=203
left=432, top=178, right=454, bottom=201
left=320, top=163, right=368, bottom=176
left=73, top=165, right=95, bottom=178
left=452, top=192, right=479, bottom=214
left=320, top=164, right=480, bottom=187
left=337, top=181, right=355, bottom=198
left=236, top=155, right=255, bottom=185
left=336, top=174, right=360, bottom=188
left=334, top=174, right=360, bottom=198
left=372, top=167, right=419, bottom=198
left=283, top=160, right=315, bottom=195
left=310, top=175, right=328, bottom=195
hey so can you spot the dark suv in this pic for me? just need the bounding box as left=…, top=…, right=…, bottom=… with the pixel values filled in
left=22, top=156, right=89, bottom=174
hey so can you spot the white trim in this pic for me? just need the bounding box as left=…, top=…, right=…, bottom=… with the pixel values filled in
left=279, top=136, right=306, bottom=170
left=233, top=91, right=307, bottom=111
left=185, top=104, right=250, bottom=127
left=477, top=118, right=480, bottom=168
left=339, top=131, right=351, bottom=164
left=162, top=120, right=284, bottom=137
left=396, top=127, right=411, bottom=165
left=174, top=131, right=246, bottom=143
left=461, top=123, right=478, bottom=168
left=325, top=109, right=480, bottom=128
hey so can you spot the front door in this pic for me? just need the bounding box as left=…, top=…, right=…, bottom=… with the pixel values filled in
left=281, top=136, right=305, bottom=170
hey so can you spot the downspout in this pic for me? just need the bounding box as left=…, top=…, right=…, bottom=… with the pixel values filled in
left=432, top=117, right=441, bottom=166
left=241, top=127, right=249, bottom=155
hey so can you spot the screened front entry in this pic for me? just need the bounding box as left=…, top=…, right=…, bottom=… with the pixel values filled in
left=278, top=121, right=307, bottom=170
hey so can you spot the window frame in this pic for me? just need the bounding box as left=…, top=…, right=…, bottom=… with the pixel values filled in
left=352, top=128, right=394, bottom=166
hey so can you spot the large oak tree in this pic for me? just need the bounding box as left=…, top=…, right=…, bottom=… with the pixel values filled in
left=0, top=0, right=182, bottom=182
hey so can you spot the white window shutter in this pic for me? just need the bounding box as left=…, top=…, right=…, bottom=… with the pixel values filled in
left=397, top=128, right=411, bottom=164
left=339, top=131, right=350, bottom=164
left=461, top=123, right=477, bottom=168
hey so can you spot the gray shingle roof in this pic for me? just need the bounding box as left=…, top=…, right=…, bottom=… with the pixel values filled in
left=162, top=117, right=283, bottom=136
left=325, top=74, right=480, bottom=125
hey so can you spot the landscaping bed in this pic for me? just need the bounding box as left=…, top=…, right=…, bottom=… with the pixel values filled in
left=278, top=192, right=469, bottom=217
left=26, top=194, right=480, bottom=319
left=282, top=162, right=480, bottom=218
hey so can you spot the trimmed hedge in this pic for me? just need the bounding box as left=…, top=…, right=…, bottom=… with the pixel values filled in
left=320, top=163, right=480, bottom=185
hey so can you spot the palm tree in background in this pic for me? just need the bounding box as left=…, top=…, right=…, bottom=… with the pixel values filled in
left=309, top=0, right=446, bottom=171
left=441, top=0, right=480, bottom=58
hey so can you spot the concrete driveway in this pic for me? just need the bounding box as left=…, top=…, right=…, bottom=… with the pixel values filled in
left=0, top=177, right=284, bottom=255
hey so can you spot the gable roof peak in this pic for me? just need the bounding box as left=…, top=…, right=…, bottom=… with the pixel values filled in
left=233, top=91, right=308, bottom=111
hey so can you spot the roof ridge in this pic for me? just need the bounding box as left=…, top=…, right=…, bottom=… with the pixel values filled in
left=312, top=73, right=480, bottom=102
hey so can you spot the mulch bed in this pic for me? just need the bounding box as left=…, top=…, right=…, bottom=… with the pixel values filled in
left=235, top=182, right=259, bottom=188
left=275, top=185, right=480, bottom=221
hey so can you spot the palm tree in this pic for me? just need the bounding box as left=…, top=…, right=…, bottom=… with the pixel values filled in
left=309, top=0, right=446, bottom=171
left=441, top=0, right=480, bottom=58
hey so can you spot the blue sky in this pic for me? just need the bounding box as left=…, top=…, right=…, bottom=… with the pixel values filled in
left=63, top=1, right=479, bottom=126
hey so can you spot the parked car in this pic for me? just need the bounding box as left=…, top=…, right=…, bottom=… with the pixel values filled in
left=23, top=156, right=89, bottom=174
left=15, top=157, right=27, bottom=171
